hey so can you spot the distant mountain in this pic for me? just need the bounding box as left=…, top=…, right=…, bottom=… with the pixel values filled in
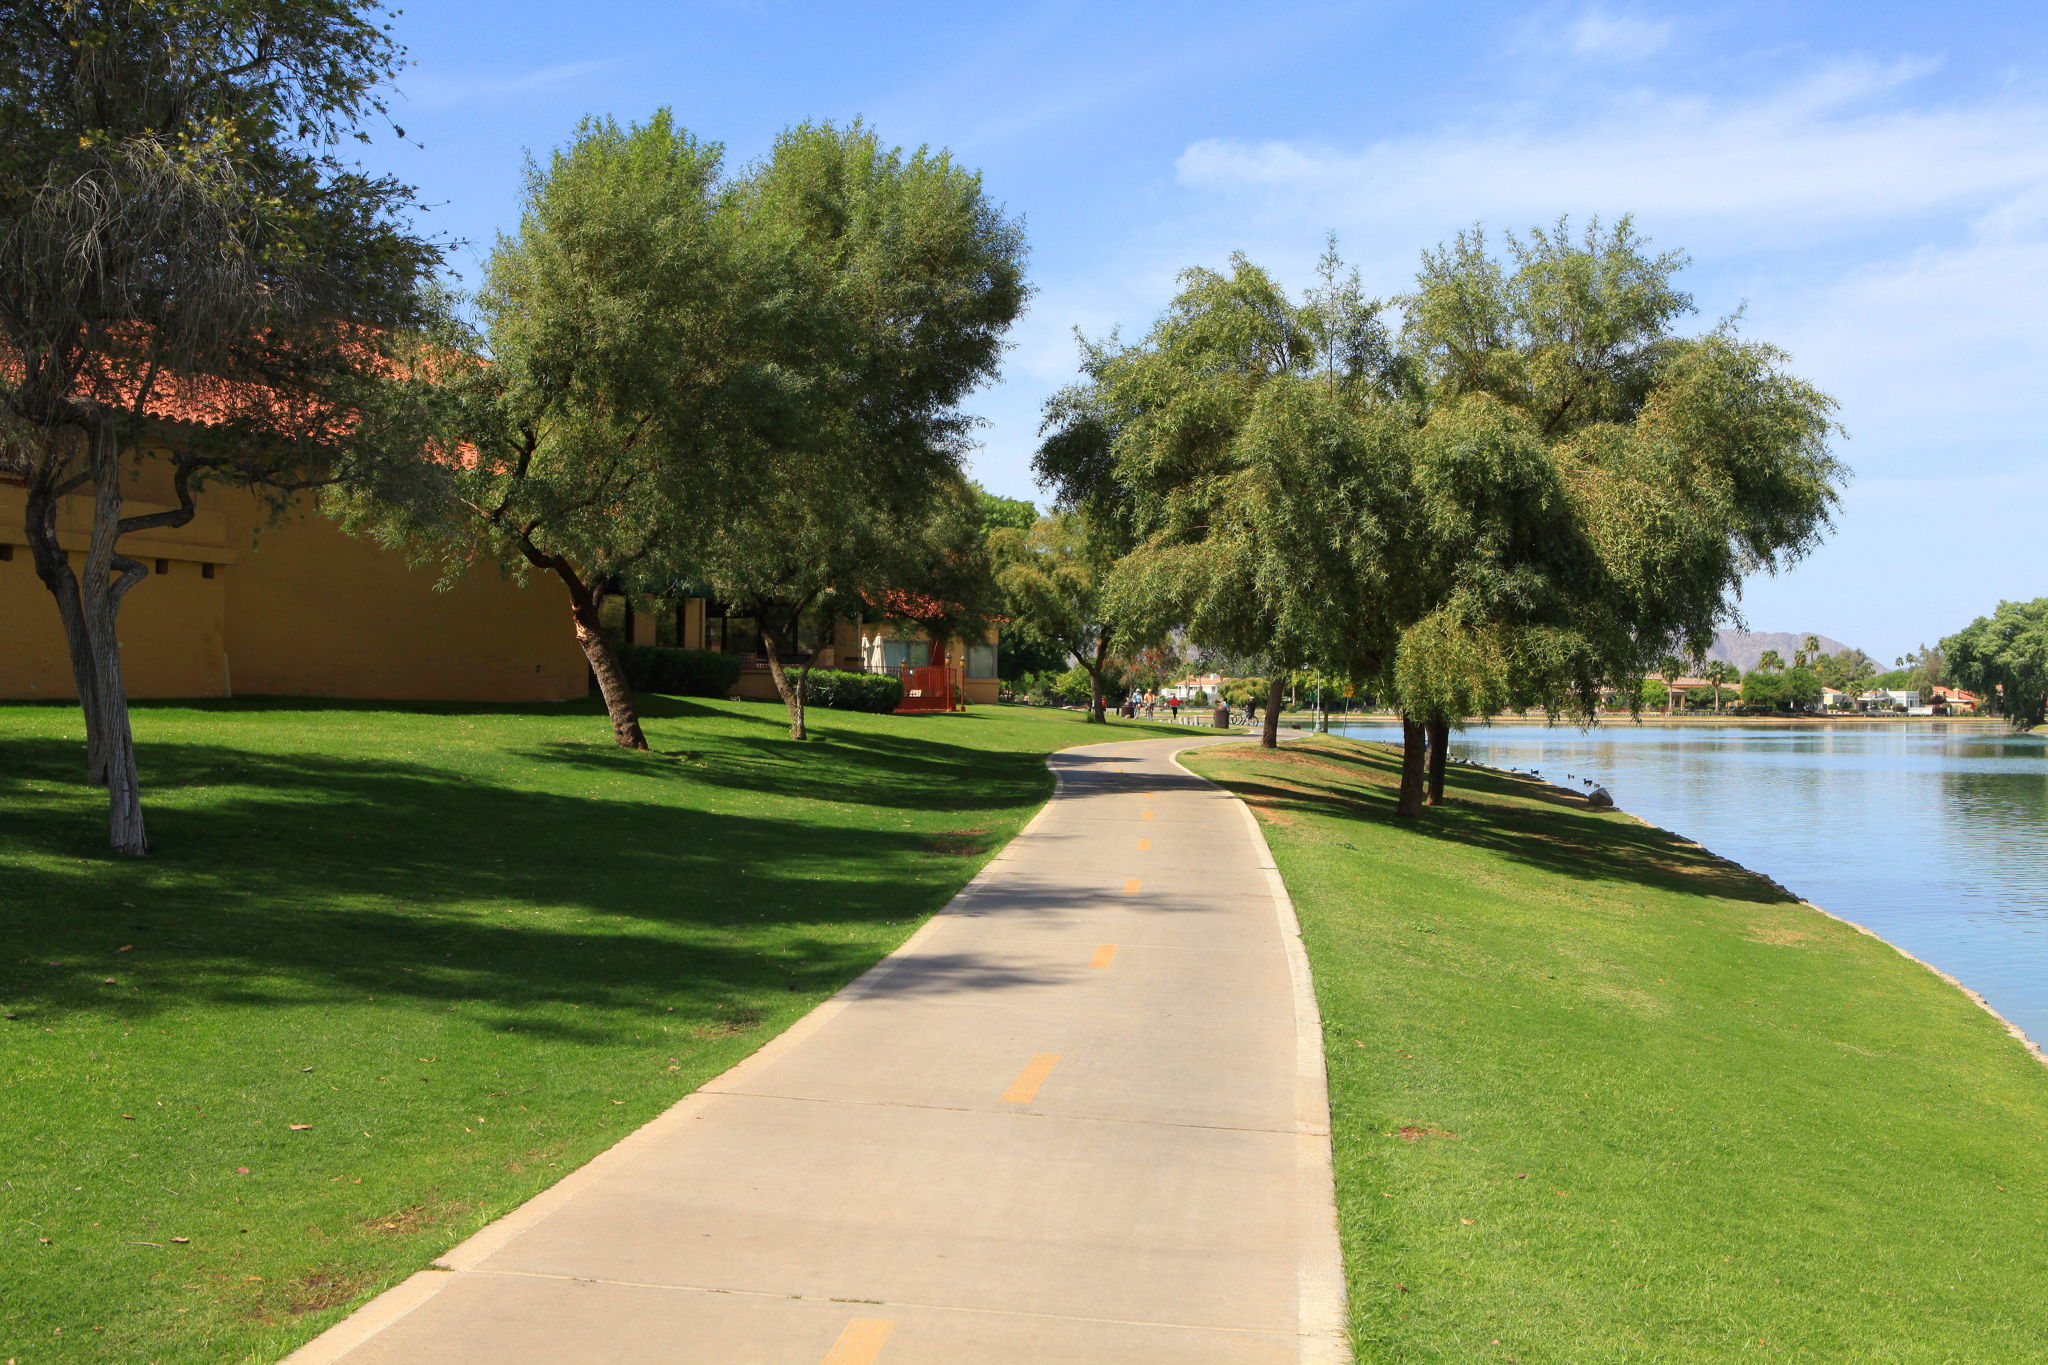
left=1702, top=629, right=1859, bottom=673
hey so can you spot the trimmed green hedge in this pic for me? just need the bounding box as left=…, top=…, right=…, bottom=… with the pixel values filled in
left=802, top=669, right=903, bottom=713
left=617, top=645, right=745, bottom=697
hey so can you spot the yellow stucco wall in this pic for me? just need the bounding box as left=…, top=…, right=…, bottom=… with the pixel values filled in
left=3, top=452, right=994, bottom=708
left=1, top=475, right=235, bottom=700
left=1, top=460, right=587, bottom=703
left=0, top=533, right=233, bottom=700
left=219, top=488, right=586, bottom=701
left=729, top=669, right=781, bottom=701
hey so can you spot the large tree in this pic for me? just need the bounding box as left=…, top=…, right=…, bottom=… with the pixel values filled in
left=0, top=0, right=440, bottom=853
left=1037, top=249, right=1416, bottom=747
left=687, top=121, right=1026, bottom=740
left=1378, top=220, right=1843, bottom=812
left=356, top=116, right=1025, bottom=747
left=990, top=508, right=1132, bottom=723
left=1944, top=599, right=2048, bottom=730
left=700, top=472, right=1005, bottom=740
left=339, top=112, right=758, bottom=750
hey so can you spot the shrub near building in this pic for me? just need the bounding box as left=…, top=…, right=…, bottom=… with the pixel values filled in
left=617, top=646, right=745, bottom=697
left=801, top=670, right=905, bottom=713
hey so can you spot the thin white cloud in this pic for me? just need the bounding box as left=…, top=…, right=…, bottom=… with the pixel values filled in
left=865, top=0, right=1364, bottom=154
left=399, top=59, right=619, bottom=112
left=1173, top=59, right=2044, bottom=242
left=1753, top=228, right=2048, bottom=468
left=1158, top=63, right=2048, bottom=485
left=1568, top=10, right=1673, bottom=60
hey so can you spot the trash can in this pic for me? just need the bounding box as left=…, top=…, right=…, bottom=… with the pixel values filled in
left=1213, top=703, right=1231, bottom=730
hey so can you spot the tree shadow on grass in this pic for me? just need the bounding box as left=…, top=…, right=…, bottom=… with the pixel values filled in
left=0, top=734, right=1063, bottom=1030
left=519, top=723, right=1055, bottom=813
left=95, top=692, right=801, bottom=728
left=1204, top=738, right=1790, bottom=906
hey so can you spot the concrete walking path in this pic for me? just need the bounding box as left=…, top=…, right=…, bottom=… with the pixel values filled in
left=287, top=733, right=1349, bottom=1364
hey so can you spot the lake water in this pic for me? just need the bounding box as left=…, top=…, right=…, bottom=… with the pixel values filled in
left=1326, top=719, right=2048, bottom=1044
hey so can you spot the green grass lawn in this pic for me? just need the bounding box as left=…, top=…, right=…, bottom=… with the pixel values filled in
left=1184, top=735, right=2048, bottom=1364
left=0, top=696, right=1172, bottom=1364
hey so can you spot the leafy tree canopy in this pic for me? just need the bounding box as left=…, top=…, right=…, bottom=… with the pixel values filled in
left=1391, top=220, right=1844, bottom=728
left=1944, top=599, right=2048, bottom=729
left=1038, top=219, right=1845, bottom=812
left=977, top=486, right=1038, bottom=537
left=1037, top=246, right=1418, bottom=745
left=991, top=508, right=1134, bottom=722
left=349, top=114, right=1027, bottom=744
left=0, top=0, right=441, bottom=853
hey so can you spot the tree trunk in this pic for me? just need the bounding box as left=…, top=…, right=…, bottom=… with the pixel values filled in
left=758, top=623, right=810, bottom=741
left=1261, top=674, right=1284, bottom=749
left=1395, top=713, right=1427, bottom=818
left=1425, top=713, right=1450, bottom=806
left=1085, top=636, right=1111, bottom=723
left=536, top=550, right=646, bottom=750
left=22, top=456, right=108, bottom=782
left=84, top=578, right=146, bottom=853
left=78, top=418, right=148, bottom=851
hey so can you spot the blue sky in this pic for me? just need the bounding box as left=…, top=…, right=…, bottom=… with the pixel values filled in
left=361, top=1, right=2048, bottom=664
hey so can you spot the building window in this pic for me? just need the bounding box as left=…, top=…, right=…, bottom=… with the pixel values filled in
left=879, top=638, right=932, bottom=670
left=705, top=604, right=761, bottom=659
left=967, top=642, right=998, bottom=679
left=0, top=543, right=14, bottom=562
left=201, top=562, right=215, bottom=579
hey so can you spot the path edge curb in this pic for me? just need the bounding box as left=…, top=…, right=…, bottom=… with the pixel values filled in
left=1169, top=736, right=1354, bottom=1365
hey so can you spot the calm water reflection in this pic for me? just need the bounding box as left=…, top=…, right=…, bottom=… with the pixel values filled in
left=1327, top=720, right=2048, bottom=1043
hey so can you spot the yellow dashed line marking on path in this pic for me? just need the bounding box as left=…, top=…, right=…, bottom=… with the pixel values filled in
left=1002, top=1053, right=1061, bottom=1105
left=1137, top=838, right=1151, bottom=852
left=1089, top=944, right=1117, bottom=968
left=820, top=1318, right=894, bottom=1364
left=1142, top=810, right=1155, bottom=820
left=1123, top=878, right=1141, bottom=894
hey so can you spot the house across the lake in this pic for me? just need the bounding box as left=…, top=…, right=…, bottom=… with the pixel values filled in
left=1857, top=689, right=1921, bottom=712
left=1932, top=685, right=1981, bottom=713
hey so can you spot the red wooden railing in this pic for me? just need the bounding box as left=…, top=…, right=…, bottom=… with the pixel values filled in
left=894, top=664, right=959, bottom=713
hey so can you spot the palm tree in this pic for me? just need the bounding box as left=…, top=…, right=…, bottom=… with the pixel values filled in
left=1757, top=649, right=1785, bottom=674
left=1705, top=660, right=1737, bottom=712
left=1659, top=654, right=1686, bottom=717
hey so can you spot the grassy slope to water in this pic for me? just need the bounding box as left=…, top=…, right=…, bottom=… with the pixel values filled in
left=1184, top=736, right=2048, bottom=1365
left=0, top=697, right=1170, bottom=1364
